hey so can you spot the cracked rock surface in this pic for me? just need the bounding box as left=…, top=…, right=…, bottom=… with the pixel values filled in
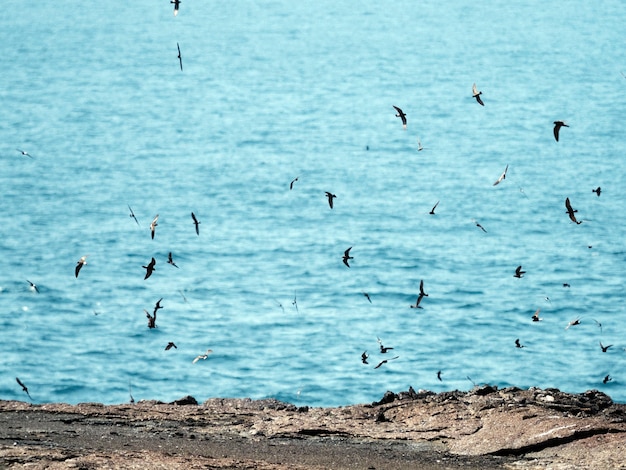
left=0, top=386, right=624, bottom=469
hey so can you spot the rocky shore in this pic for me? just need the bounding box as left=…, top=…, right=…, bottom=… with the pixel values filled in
left=1, top=386, right=625, bottom=469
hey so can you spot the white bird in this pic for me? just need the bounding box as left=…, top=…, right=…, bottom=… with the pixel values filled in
left=192, top=349, right=213, bottom=364
left=493, top=164, right=509, bottom=186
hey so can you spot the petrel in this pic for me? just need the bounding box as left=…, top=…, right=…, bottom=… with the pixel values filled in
left=472, top=83, right=484, bottom=106
left=193, top=349, right=213, bottom=363
left=292, top=290, right=299, bottom=313
left=325, top=191, right=336, bottom=209
left=290, top=176, right=299, bottom=190
left=472, top=219, right=487, bottom=232
left=600, top=342, right=613, bottom=353
left=377, top=337, right=394, bottom=353
left=150, top=214, right=159, bottom=239
left=514, top=265, right=526, bottom=278
left=191, top=212, right=200, bottom=235
left=16, top=377, right=32, bottom=400
left=143, top=257, right=156, bottom=280
left=532, top=308, right=542, bottom=322
left=171, top=0, right=180, bottom=16
left=342, top=247, right=353, bottom=267
left=362, top=292, right=372, bottom=303
left=176, top=42, right=183, bottom=71
left=493, top=164, right=509, bottom=186
left=392, top=105, right=407, bottom=129
left=429, top=201, right=439, bottom=215
left=75, top=255, right=88, bottom=278
left=437, top=370, right=442, bottom=381
left=128, top=205, right=139, bottom=225
left=26, top=280, right=39, bottom=293
left=553, top=121, right=569, bottom=142
left=592, top=187, right=602, bottom=197
left=603, top=375, right=612, bottom=384
left=153, top=298, right=164, bottom=315
left=374, top=356, right=399, bottom=369
left=515, top=338, right=524, bottom=348
left=565, top=317, right=580, bottom=330
left=167, top=252, right=179, bottom=268
left=145, top=309, right=156, bottom=329
left=411, top=280, right=428, bottom=308
left=16, top=149, right=33, bottom=159
left=417, top=138, right=426, bottom=151
left=165, top=342, right=177, bottom=350
left=565, top=197, right=582, bottom=224
left=361, top=351, right=369, bottom=364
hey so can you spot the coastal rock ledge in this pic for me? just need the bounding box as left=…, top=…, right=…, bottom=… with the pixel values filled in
left=1, top=386, right=624, bottom=469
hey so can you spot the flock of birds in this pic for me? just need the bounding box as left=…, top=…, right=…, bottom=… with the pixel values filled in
left=10, top=3, right=624, bottom=403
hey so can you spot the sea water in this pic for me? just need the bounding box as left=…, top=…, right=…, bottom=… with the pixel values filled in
left=1, top=1, right=625, bottom=406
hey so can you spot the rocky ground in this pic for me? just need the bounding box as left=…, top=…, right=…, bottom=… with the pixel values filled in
left=0, top=386, right=625, bottom=469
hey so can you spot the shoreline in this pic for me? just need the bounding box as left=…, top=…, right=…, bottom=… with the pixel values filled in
left=1, top=385, right=625, bottom=469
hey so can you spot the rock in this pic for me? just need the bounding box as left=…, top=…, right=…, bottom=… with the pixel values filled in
left=170, top=395, right=198, bottom=406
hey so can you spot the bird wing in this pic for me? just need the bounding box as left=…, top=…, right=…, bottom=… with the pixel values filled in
left=472, top=83, right=478, bottom=95
left=191, top=212, right=198, bottom=224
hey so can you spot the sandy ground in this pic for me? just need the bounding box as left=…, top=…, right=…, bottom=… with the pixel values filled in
left=1, top=386, right=625, bottom=469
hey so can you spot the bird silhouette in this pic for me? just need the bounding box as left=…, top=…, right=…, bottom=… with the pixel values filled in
left=417, top=138, right=426, bottom=151
left=429, top=201, right=439, bottom=215
left=603, top=375, right=612, bottom=384
left=361, top=351, right=369, bottom=364
left=377, top=337, right=394, bottom=353
left=16, top=377, right=32, bottom=400
left=411, top=279, right=428, bottom=309
left=437, top=370, right=443, bottom=381
left=342, top=247, right=353, bottom=267
left=143, top=257, right=156, bottom=280
left=532, top=308, right=542, bottom=322
left=392, top=105, right=407, bottom=129
left=565, top=317, right=580, bottom=330
left=565, top=197, right=582, bottom=224
left=600, top=342, right=613, bottom=353
left=289, top=176, right=299, bottom=190
left=145, top=309, right=156, bottom=329
left=493, top=164, right=509, bottom=186
left=374, top=356, right=399, bottom=369
left=362, top=292, right=372, bottom=303
left=153, top=298, right=163, bottom=316
left=171, top=0, right=180, bottom=16
left=165, top=342, right=177, bottom=351
left=150, top=214, right=159, bottom=239
left=167, top=252, right=179, bottom=268
left=128, top=205, right=140, bottom=225
left=26, top=280, right=39, bottom=293
left=592, top=187, right=601, bottom=197
left=191, top=212, right=200, bottom=235
left=473, top=219, right=487, bottom=232
left=553, top=121, right=569, bottom=142
left=176, top=42, right=183, bottom=71
left=515, top=338, right=524, bottom=348
left=75, top=255, right=88, bottom=278
left=17, top=149, right=33, bottom=158
left=472, top=83, right=484, bottom=106
left=325, top=191, right=336, bottom=209
left=514, top=265, right=526, bottom=278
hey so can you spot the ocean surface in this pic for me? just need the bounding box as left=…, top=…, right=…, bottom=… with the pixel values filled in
left=1, top=1, right=625, bottom=407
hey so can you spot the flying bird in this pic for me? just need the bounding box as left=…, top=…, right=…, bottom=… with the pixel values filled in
left=392, top=105, right=407, bottom=129
left=167, top=252, right=179, bottom=268
left=417, top=138, right=426, bottom=151
left=176, top=42, right=183, bottom=71
left=565, top=198, right=582, bottom=224
left=472, top=219, right=487, bottom=232
left=342, top=247, right=353, bottom=267
left=472, top=83, right=484, bottom=106
left=377, top=337, right=394, bottom=353
left=165, top=342, right=177, bottom=351
left=153, top=298, right=164, bottom=315
left=515, top=338, right=524, bottom=348
left=437, top=370, right=443, bottom=381
left=290, top=176, right=299, bottom=190
left=361, top=351, right=369, bottom=364
left=565, top=317, right=580, bottom=330
left=128, top=205, right=139, bottom=225
left=16, top=149, right=33, bottom=158
left=143, top=257, right=156, bottom=280
left=493, top=164, right=509, bottom=186
left=411, top=279, right=428, bottom=309
left=292, top=291, right=299, bottom=313
left=362, top=292, right=372, bottom=303
left=145, top=309, right=156, bottom=329
left=150, top=214, right=159, bottom=239
left=26, top=280, right=39, bottom=293
left=325, top=191, right=336, bottom=209
left=603, top=375, right=612, bottom=384
left=191, top=212, right=200, bottom=235
left=592, top=187, right=601, bottom=197
left=75, top=255, right=88, bottom=278
left=16, top=377, right=32, bottom=400
left=514, top=265, right=526, bottom=278
left=193, top=349, right=213, bottom=363
left=553, top=121, right=569, bottom=142
left=429, top=201, right=439, bottom=215
left=532, top=308, right=542, bottom=322
left=171, top=0, right=180, bottom=16
left=374, top=356, right=399, bottom=369
left=600, top=342, right=613, bottom=353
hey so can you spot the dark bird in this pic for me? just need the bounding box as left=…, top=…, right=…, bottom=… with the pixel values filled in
left=145, top=309, right=156, bottom=328
left=472, top=83, right=484, bottom=106
left=143, top=257, right=156, bottom=280
left=493, top=164, right=509, bottom=186
left=325, top=191, right=336, bottom=209
left=290, top=176, right=299, bottom=190
left=171, top=0, right=180, bottom=16
left=565, top=317, right=580, bottom=330
left=362, top=292, right=372, bottom=303
left=26, top=280, right=39, bottom=293
left=292, top=291, right=299, bottom=313
left=176, top=42, right=183, bottom=71
left=128, top=205, right=139, bottom=225
left=553, top=121, right=569, bottom=142
left=129, top=382, right=135, bottom=404
left=16, top=377, right=31, bottom=400
left=154, top=298, right=164, bottom=316
left=532, top=308, right=542, bottom=322
left=473, top=219, right=487, bottom=232
left=361, top=351, right=369, bottom=364
left=191, top=212, right=200, bottom=235
left=377, top=337, right=394, bottom=353
left=437, top=370, right=443, bottom=381
left=592, top=187, right=601, bottom=197
left=563, top=283, right=571, bottom=288
left=165, top=342, right=177, bottom=351
left=392, top=105, right=407, bottom=129
left=419, top=279, right=428, bottom=298
left=514, top=265, right=526, bottom=278
left=603, top=375, right=612, bottom=384
left=75, top=255, right=88, bottom=278
left=565, top=197, right=582, bottom=224
left=515, top=338, right=524, bottom=348
left=342, top=247, right=353, bottom=267
left=593, top=319, right=603, bottom=333
left=600, top=342, right=613, bottom=353
left=374, top=356, right=399, bottom=369
left=167, top=252, right=179, bottom=268
left=150, top=214, right=159, bottom=239
left=411, top=279, right=428, bottom=309
left=17, top=148, right=33, bottom=159
left=429, top=200, right=439, bottom=215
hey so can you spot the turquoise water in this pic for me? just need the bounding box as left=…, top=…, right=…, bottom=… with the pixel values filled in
left=1, top=1, right=625, bottom=406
